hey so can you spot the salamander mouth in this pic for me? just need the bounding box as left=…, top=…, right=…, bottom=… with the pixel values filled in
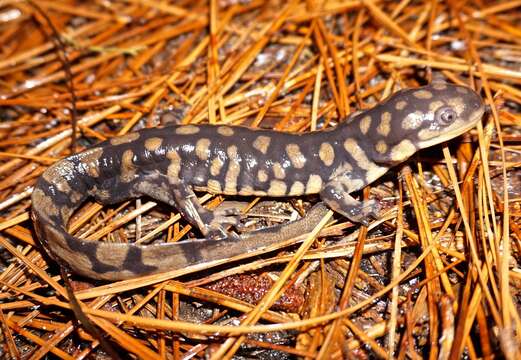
left=416, top=105, right=485, bottom=148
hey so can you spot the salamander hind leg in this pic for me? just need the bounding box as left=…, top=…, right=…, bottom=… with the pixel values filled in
left=320, top=180, right=379, bottom=226
left=171, top=184, right=241, bottom=240
left=136, top=177, right=241, bottom=240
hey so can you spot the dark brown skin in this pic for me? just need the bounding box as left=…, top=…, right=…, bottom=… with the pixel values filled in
left=31, top=82, right=484, bottom=280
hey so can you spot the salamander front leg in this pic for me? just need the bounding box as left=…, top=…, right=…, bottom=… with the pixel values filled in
left=320, top=180, right=379, bottom=226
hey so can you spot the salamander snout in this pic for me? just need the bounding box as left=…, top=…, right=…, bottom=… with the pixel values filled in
left=410, top=82, right=485, bottom=149
left=359, top=82, right=485, bottom=164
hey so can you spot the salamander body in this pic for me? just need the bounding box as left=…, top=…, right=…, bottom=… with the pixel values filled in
left=31, top=82, right=484, bottom=280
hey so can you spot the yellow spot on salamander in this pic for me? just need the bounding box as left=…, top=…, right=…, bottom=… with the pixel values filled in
left=224, top=145, right=240, bottom=193
left=253, top=135, right=271, bottom=154
left=402, top=111, right=424, bottom=130
left=273, top=162, right=286, bottom=179
left=305, top=174, right=322, bottom=194
left=447, top=97, right=465, bottom=115
left=166, top=150, right=181, bottom=182
left=319, top=142, right=335, bottom=166
left=288, top=181, right=305, bottom=195
left=210, top=157, right=224, bottom=176
left=343, top=138, right=381, bottom=173
left=359, top=115, right=371, bottom=135
left=395, top=100, right=407, bottom=110
left=268, top=180, right=287, bottom=196
left=286, top=143, right=306, bottom=168
left=429, top=101, right=444, bottom=112
left=32, top=188, right=59, bottom=218
left=413, top=89, right=433, bottom=99
left=217, top=126, right=234, bottom=136
left=144, top=137, right=163, bottom=152
left=121, top=149, right=136, bottom=183
left=77, top=147, right=104, bottom=178
left=176, top=125, right=200, bottom=135
left=195, top=138, right=211, bottom=161
left=375, top=141, right=387, bottom=154
left=433, top=82, right=447, bottom=90
left=239, top=185, right=254, bottom=195
left=257, top=169, right=268, bottom=182
left=42, top=160, right=75, bottom=194
left=377, top=112, right=392, bottom=136
left=207, top=179, right=222, bottom=193
left=110, top=132, right=139, bottom=146
left=390, top=139, right=416, bottom=162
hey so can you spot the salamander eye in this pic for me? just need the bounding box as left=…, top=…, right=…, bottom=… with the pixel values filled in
left=436, top=107, right=457, bottom=125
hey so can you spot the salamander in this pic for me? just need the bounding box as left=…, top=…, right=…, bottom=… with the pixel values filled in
left=31, top=82, right=484, bottom=280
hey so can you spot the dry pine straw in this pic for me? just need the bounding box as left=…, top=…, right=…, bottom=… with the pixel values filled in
left=0, top=0, right=520, bottom=359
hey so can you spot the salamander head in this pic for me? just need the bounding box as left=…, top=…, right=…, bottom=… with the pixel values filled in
left=359, top=82, right=485, bottom=165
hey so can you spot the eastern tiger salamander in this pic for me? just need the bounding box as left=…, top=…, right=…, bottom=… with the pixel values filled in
left=31, top=82, right=484, bottom=280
